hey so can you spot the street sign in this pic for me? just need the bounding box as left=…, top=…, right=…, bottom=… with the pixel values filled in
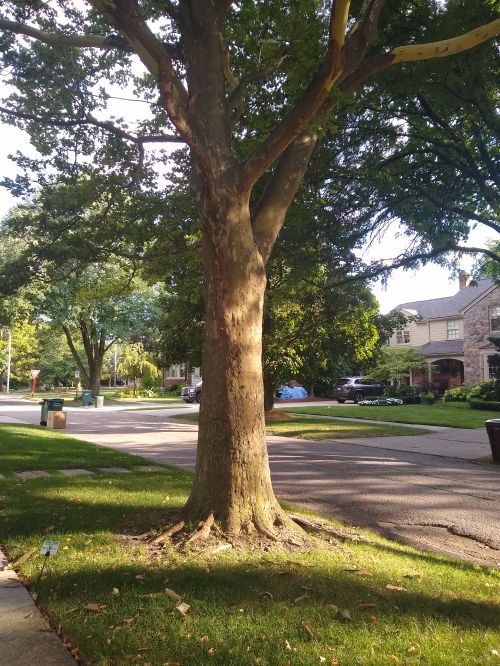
left=30, top=369, right=41, bottom=379
left=74, top=370, right=80, bottom=379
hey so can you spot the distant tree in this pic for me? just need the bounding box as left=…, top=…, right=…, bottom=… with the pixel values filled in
left=367, top=346, right=426, bottom=385
left=118, top=342, right=160, bottom=396
left=0, top=320, right=39, bottom=388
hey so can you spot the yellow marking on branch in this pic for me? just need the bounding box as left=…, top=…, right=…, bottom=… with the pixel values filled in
left=392, top=18, right=500, bottom=63
left=331, top=0, right=352, bottom=47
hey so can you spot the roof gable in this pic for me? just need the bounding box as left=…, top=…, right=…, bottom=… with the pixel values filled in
left=393, top=279, right=495, bottom=320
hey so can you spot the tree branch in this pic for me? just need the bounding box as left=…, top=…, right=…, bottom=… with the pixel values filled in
left=392, top=18, right=500, bottom=63
left=0, top=105, right=184, bottom=145
left=335, top=244, right=500, bottom=288
left=61, top=324, right=89, bottom=384
left=342, top=0, right=386, bottom=79
left=227, top=56, right=288, bottom=117
left=87, top=0, right=193, bottom=144
left=251, top=130, right=318, bottom=264
left=0, top=18, right=131, bottom=51
left=241, top=0, right=348, bottom=191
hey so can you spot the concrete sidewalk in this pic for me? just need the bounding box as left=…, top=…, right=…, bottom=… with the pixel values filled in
left=0, top=551, right=75, bottom=666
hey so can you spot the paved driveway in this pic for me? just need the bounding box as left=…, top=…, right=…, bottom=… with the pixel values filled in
left=1, top=397, right=499, bottom=567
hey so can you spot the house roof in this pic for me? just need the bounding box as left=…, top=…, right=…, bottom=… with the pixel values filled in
left=420, top=340, right=464, bottom=356
left=394, top=279, right=495, bottom=320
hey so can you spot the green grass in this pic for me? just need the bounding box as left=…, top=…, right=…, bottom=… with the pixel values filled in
left=280, top=401, right=498, bottom=429
left=175, top=413, right=430, bottom=438
left=1, top=425, right=499, bottom=665
left=0, top=424, right=156, bottom=473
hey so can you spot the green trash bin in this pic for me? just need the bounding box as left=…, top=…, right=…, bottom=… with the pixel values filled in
left=82, top=389, right=93, bottom=406
left=94, top=395, right=104, bottom=408
left=40, top=398, right=65, bottom=426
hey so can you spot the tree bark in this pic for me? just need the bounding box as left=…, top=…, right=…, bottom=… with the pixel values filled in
left=184, top=191, right=290, bottom=535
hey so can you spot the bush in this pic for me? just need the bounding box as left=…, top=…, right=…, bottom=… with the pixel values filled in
left=114, top=388, right=135, bottom=398
left=469, top=398, right=500, bottom=411
left=167, top=384, right=183, bottom=396
left=443, top=385, right=471, bottom=402
left=467, top=380, right=500, bottom=402
left=384, top=385, right=421, bottom=404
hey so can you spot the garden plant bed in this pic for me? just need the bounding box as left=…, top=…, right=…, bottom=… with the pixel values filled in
left=1, top=424, right=499, bottom=665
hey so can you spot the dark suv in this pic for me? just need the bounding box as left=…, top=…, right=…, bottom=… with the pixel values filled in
left=180, top=380, right=202, bottom=403
left=331, top=377, right=384, bottom=403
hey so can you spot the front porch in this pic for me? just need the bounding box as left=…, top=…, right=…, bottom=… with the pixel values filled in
left=411, top=357, right=464, bottom=394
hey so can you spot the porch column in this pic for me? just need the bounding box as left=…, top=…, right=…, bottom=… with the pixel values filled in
left=427, top=362, right=433, bottom=385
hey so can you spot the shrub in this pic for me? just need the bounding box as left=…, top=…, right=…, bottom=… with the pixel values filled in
left=384, top=385, right=421, bottom=403
left=467, top=380, right=500, bottom=402
left=443, top=385, right=471, bottom=402
left=167, top=384, right=183, bottom=395
left=469, top=398, right=500, bottom=411
left=114, top=388, right=135, bottom=398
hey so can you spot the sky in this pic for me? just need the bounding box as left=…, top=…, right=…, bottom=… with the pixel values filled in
left=0, top=106, right=497, bottom=315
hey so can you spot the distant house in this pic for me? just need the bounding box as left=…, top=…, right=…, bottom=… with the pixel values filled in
left=388, top=275, right=500, bottom=390
left=163, top=365, right=201, bottom=388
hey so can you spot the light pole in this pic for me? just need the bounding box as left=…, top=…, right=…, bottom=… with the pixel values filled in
left=6, top=328, right=11, bottom=394
left=1, top=327, right=11, bottom=394
left=113, top=342, right=118, bottom=389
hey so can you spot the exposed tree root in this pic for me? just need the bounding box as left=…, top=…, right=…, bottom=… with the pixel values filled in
left=125, top=506, right=354, bottom=554
left=151, top=520, right=185, bottom=544
left=185, top=513, right=215, bottom=544
left=287, top=513, right=375, bottom=545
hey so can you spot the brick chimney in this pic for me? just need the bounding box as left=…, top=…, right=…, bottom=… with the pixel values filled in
left=459, top=270, right=469, bottom=289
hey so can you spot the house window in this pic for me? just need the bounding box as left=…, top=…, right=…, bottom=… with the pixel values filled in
left=447, top=320, right=459, bottom=340
left=490, top=306, right=500, bottom=332
left=396, top=329, right=410, bottom=344
left=165, top=365, right=185, bottom=379
left=488, top=362, right=500, bottom=380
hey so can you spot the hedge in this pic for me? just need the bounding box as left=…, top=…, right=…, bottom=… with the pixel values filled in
left=469, top=398, right=500, bottom=411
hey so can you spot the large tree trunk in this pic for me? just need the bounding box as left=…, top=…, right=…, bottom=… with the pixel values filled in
left=89, top=358, right=103, bottom=396
left=185, top=193, right=290, bottom=535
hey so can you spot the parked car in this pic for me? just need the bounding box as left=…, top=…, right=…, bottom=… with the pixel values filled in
left=331, top=377, right=385, bottom=403
left=180, top=380, right=202, bottom=403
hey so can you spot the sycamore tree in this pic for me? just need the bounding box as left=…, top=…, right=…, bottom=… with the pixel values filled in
left=0, top=1, right=498, bottom=536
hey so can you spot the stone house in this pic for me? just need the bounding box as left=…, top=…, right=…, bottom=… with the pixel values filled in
left=388, top=276, right=500, bottom=390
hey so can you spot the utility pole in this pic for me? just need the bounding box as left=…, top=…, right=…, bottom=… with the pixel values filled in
left=6, top=328, right=11, bottom=394
left=113, top=343, right=118, bottom=389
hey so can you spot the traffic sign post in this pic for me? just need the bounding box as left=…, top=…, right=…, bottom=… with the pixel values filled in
left=30, top=369, right=40, bottom=397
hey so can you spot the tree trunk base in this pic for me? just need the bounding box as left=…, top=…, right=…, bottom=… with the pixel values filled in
left=137, top=506, right=313, bottom=552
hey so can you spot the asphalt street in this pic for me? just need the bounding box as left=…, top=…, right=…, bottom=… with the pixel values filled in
left=1, top=396, right=499, bottom=568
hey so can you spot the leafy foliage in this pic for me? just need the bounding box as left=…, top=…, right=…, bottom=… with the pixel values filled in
left=367, top=346, right=426, bottom=385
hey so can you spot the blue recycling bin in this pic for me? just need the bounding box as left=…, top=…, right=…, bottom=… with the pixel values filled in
left=82, top=389, right=93, bottom=406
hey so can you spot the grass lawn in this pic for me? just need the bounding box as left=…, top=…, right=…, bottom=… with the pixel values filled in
left=0, top=425, right=499, bottom=665
left=175, top=413, right=431, bottom=439
left=280, top=401, right=499, bottom=429
left=23, top=391, right=183, bottom=405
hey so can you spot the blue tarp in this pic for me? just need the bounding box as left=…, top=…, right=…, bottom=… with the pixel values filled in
left=278, top=386, right=309, bottom=400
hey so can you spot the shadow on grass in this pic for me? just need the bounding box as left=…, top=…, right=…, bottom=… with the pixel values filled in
left=1, top=472, right=500, bottom=664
